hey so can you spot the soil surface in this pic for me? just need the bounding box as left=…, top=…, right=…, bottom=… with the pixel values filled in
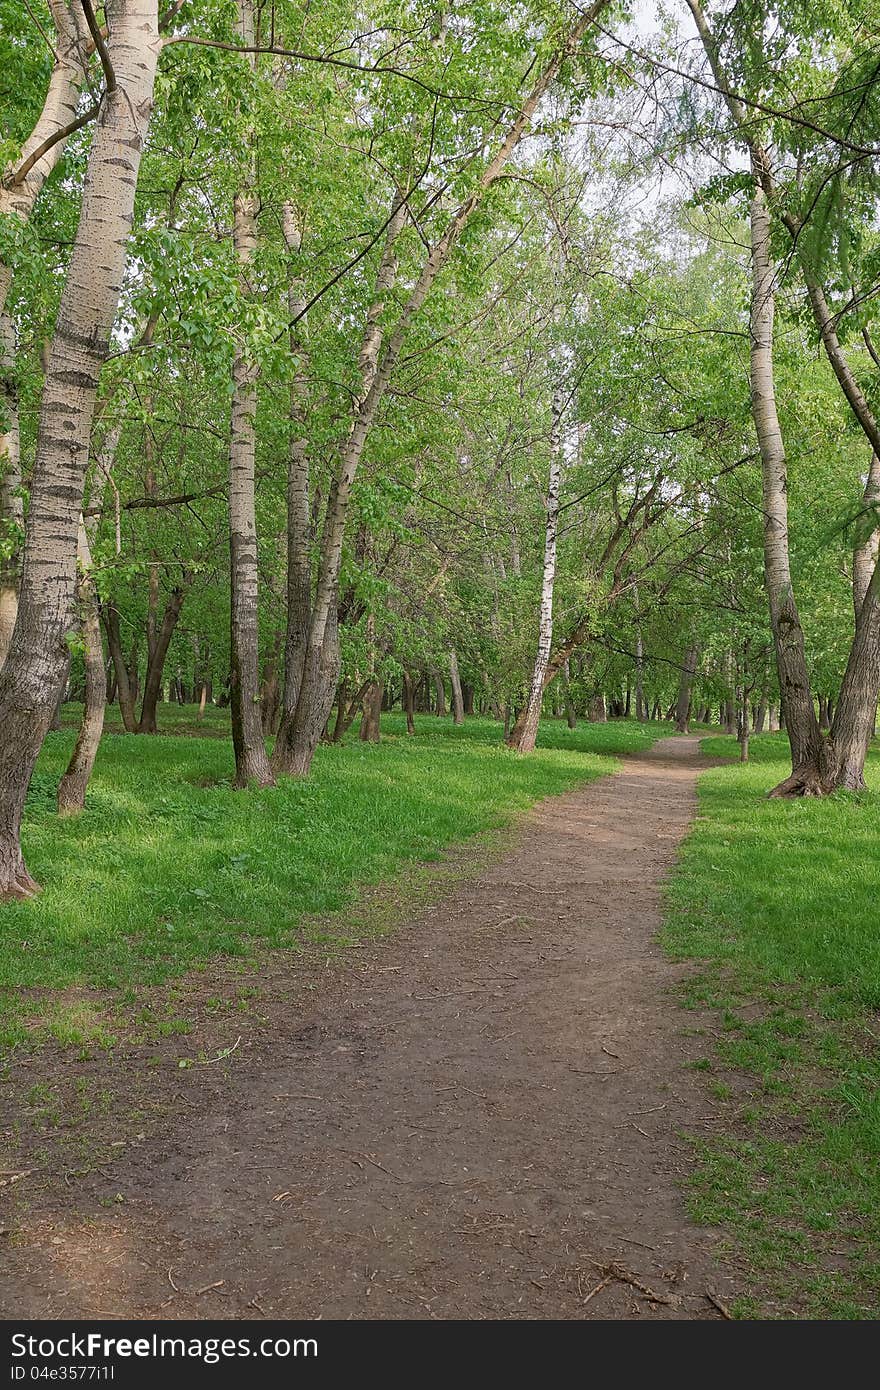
left=1, top=735, right=739, bottom=1320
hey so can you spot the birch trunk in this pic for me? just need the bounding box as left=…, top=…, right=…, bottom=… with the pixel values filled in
left=228, top=0, right=273, bottom=789
left=57, top=420, right=121, bottom=807
left=0, top=1, right=92, bottom=670
left=57, top=517, right=105, bottom=814
left=0, top=0, right=160, bottom=898
left=270, top=203, right=311, bottom=772
left=507, top=377, right=564, bottom=754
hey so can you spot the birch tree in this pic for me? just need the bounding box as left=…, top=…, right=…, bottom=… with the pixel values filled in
left=0, top=0, right=162, bottom=898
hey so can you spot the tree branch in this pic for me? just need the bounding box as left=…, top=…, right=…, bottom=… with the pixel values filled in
left=79, top=0, right=115, bottom=93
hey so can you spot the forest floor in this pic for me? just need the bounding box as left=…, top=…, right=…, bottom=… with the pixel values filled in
left=0, top=734, right=741, bottom=1320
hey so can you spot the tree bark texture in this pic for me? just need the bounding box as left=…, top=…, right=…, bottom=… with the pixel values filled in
left=227, top=0, right=273, bottom=789
left=0, top=0, right=160, bottom=897
left=507, top=376, right=563, bottom=754
left=57, top=517, right=105, bottom=813
left=674, top=645, right=698, bottom=734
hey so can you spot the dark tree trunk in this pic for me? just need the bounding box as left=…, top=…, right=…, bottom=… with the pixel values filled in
left=402, top=669, right=416, bottom=735
left=432, top=669, right=446, bottom=717
left=723, top=697, right=737, bottom=735
left=359, top=678, right=383, bottom=743
left=674, top=645, right=698, bottom=733
left=103, top=604, right=138, bottom=733
left=261, top=629, right=282, bottom=735
left=137, top=584, right=187, bottom=735
left=823, top=567, right=880, bottom=790
left=736, top=685, right=750, bottom=764
left=563, top=659, right=577, bottom=729
left=818, top=694, right=830, bottom=732
left=448, top=649, right=464, bottom=725
left=275, top=599, right=341, bottom=773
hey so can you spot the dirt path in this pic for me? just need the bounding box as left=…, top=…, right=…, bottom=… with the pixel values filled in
left=2, top=735, right=739, bottom=1320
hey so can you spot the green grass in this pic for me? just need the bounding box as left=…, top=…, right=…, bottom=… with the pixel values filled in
left=665, top=731, right=880, bottom=1319
left=3, top=708, right=661, bottom=1045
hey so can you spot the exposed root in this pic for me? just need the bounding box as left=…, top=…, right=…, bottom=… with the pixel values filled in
left=767, top=770, right=828, bottom=798
left=0, top=866, right=42, bottom=901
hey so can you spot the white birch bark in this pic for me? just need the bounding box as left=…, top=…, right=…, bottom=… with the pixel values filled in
left=507, top=377, right=564, bottom=753
left=0, top=0, right=161, bottom=896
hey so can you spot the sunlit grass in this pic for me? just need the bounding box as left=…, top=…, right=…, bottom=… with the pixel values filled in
left=665, top=730, right=880, bottom=1319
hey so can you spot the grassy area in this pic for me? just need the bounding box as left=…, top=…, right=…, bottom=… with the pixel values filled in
left=4, top=709, right=661, bottom=1046
left=665, top=731, right=880, bottom=1319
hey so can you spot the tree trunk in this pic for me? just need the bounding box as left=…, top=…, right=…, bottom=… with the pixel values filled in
left=563, top=659, right=577, bottom=729
left=227, top=0, right=273, bottom=789
left=0, top=2, right=91, bottom=672
left=754, top=694, right=767, bottom=733
left=507, top=372, right=563, bottom=754
left=260, top=629, right=282, bottom=735
left=432, top=669, right=446, bottom=717
left=271, top=203, right=312, bottom=774
left=0, top=309, right=23, bottom=673
left=448, top=648, right=464, bottom=725
left=674, top=645, right=698, bottom=733
left=818, top=694, right=830, bottom=733
left=103, top=604, right=137, bottom=732
left=749, top=190, right=823, bottom=791
left=824, top=562, right=880, bottom=790
left=634, top=623, right=646, bottom=721
left=736, top=684, right=750, bottom=764
left=853, top=454, right=880, bottom=618
left=359, top=678, right=383, bottom=743
left=137, top=584, right=187, bottom=735
left=589, top=693, right=607, bottom=722
left=0, top=0, right=160, bottom=898
left=402, top=669, right=416, bottom=734
left=57, top=518, right=105, bottom=814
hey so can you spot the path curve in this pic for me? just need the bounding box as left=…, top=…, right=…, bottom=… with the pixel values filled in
left=3, top=735, right=738, bottom=1319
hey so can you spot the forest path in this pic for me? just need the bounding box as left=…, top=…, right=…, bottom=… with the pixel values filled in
left=3, top=735, right=739, bottom=1320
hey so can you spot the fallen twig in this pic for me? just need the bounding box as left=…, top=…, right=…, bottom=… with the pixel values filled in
left=196, top=1036, right=241, bottom=1066
left=596, top=1261, right=674, bottom=1306
left=706, top=1289, right=733, bottom=1319
left=0, top=1170, right=32, bottom=1188
left=582, top=1275, right=612, bottom=1306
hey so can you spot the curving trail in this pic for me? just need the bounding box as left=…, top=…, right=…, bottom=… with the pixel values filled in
left=2, top=735, right=738, bottom=1320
